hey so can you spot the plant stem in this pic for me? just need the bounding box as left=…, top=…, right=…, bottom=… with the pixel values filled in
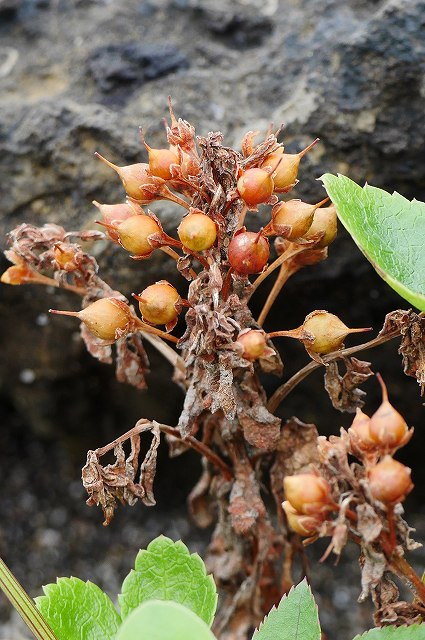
left=159, top=425, right=234, bottom=481
left=249, top=245, right=302, bottom=297
left=0, top=558, right=58, bottom=640
left=134, top=317, right=180, bottom=343
left=139, top=331, right=186, bottom=375
left=267, top=329, right=401, bottom=413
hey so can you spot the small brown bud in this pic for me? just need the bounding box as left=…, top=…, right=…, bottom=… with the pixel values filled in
left=282, top=501, right=323, bottom=537
left=1, top=264, right=34, bottom=285
left=49, top=298, right=132, bottom=341
left=236, top=329, right=267, bottom=361
left=284, top=473, right=333, bottom=515
left=369, top=375, right=411, bottom=450
left=368, top=455, right=413, bottom=504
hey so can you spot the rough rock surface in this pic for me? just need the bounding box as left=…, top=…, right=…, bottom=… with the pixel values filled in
left=1, top=0, right=425, bottom=637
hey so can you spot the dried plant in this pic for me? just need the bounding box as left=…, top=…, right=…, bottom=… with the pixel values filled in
left=3, top=100, right=425, bottom=638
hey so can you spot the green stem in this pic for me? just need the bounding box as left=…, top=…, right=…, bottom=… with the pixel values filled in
left=0, top=558, right=59, bottom=640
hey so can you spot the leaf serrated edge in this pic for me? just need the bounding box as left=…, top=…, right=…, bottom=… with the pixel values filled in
left=253, top=578, right=320, bottom=638
left=353, top=623, right=425, bottom=640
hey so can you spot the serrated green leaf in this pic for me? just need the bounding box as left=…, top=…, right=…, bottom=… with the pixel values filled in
left=321, top=174, right=425, bottom=311
left=35, top=577, right=120, bottom=640
left=118, top=535, right=217, bottom=626
left=252, top=579, right=320, bottom=640
left=116, top=599, right=217, bottom=640
left=354, top=624, right=425, bottom=640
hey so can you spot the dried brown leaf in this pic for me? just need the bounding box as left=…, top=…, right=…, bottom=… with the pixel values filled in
left=324, top=356, right=373, bottom=413
left=358, top=546, right=387, bottom=602
left=82, top=419, right=161, bottom=524
left=398, top=312, right=425, bottom=394
left=357, top=503, right=383, bottom=543
left=115, top=333, right=149, bottom=389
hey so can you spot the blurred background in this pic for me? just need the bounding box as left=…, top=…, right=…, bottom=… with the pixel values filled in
left=1, top=0, right=425, bottom=636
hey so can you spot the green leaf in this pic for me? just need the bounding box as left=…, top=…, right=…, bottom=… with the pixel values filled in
left=35, top=577, right=121, bottom=640
left=252, top=579, right=320, bottom=640
left=118, top=535, right=217, bottom=626
left=354, top=624, right=425, bottom=640
left=321, top=174, right=425, bottom=311
left=116, top=599, right=217, bottom=640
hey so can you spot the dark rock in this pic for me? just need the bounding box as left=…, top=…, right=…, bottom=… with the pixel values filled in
left=87, top=42, right=189, bottom=96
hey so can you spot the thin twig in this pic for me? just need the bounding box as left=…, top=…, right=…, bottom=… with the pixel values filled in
left=134, top=317, right=179, bottom=343
left=267, top=329, right=402, bottom=413
left=159, top=425, right=233, bottom=481
left=249, top=245, right=303, bottom=297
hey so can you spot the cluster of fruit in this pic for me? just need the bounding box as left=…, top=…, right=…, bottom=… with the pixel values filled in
left=282, top=375, right=413, bottom=540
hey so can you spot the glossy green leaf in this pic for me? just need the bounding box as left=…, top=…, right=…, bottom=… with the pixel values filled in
left=35, top=577, right=120, bottom=640
left=321, top=174, right=425, bottom=311
left=252, top=579, right=320, bottom=640
left=118, top=535, right=217, bottom=626
left=116, top=599, right=217, bottom=640
left=354, top=624, right=425, bottom=640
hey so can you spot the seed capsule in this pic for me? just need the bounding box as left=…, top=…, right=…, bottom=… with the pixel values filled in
left=49, top=298, right=132, bottom=341
left=264, top=139, right=319, bottom=190
left=53, top=244, right=78, bottom=271
left=228, top=229, right=269, bottom=275
left=237, top=168, right=274, bottom=208
left=304, top=204, right=338, bottom=248
left=284, top=474, right=333, bottom=515
left=272, top=197, right=329, bottom=241
left=92, top=201, right=143, bottom=242
left=303, top=311, right=371, bottom=355
left=348, top=408, right=377, bottom=454
left=282, top=501, right=323, bottom=536
left=368, top=456, right=413, bottom=504
left=144, top=142, right=179, bottom=181
left=236, top=329, right=267, bottom=361
left=134, top=281, right=181, bottom=327
left=177, top=212, right=217, bottom=252
left=113, top=215, right=162, bottom=257
left=95, top=153, right=158, bottom=201
left=369, top=375, right=410, bottom=449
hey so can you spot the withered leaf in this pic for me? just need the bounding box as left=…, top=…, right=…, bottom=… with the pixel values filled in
left=356, top=503, right=383, bottom=543
left=358, top=546, right=387, bottom=602
left=398, top=312, right=425, bottom=394
left=80, top=323, right=112, bottom=364
left=324, top=356, right=373, bottom=413
left=270, top=417, right=319, bottom=505
left=115, top=333, right=149, bottom=390
left=82, top=419, right=161, bottom=525
left=228, top=462, right=266, bottom=534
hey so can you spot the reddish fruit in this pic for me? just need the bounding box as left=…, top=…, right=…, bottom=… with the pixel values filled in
left=304, top=204, right=338, bottom=248
left=368, top=456, right=413, bottom=504
left=134, top=281, right=180, bottom=326
left=177, top=212, right=217, bottom=252
left=49, top=298, right=131, bottom=341
left=284, top=474, right=332, bottom=515
left=236, top=329, right=267, bottom=361
left=260, top=147, right=284, bottom=172
left=282, top=501, right=322, bottom=536
left=237, top=168, right=274, bottom=207
left=95, top=153, right=158, bottom=202
left=228, top=230, right=269, bottom=275
left=369, top=375, right=409, bottom=449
